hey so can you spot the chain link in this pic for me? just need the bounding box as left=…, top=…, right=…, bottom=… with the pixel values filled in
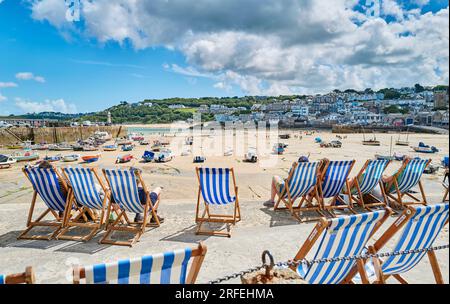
left=208, top=244, right=449, bottom=284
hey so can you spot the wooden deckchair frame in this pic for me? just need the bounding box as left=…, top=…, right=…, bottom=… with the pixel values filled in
left=2, top=267, right=35, bottom=284
left=273, top=161, right=325, bottom=222
left=344, top=206, right=449, bottom=284
left=73, top=243, right=207, bottom=284
left=348, top=159, right=390, bottom=211
left=316, top=159, right=356, bottom=217
left=382, top=158, right=431, bottom=209
left=291, top=209, right=392, bottom=284
left=57, top=168, right=110, bottom=242
left=100, top=168, right=161, bottom=247
left=18, top=167, right=69, bottom=241
left=195, top=167, right=241, bottom=238
left=443, top=182, right=449, bottom=203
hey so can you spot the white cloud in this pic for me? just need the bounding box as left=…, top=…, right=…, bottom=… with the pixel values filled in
left=15, top=98, right=77, bottom=114
left=15, top=72, right=46, bottom=83
left=29, top=0, right=449, bottom=95
left=0, top=93, right=7, bottom=102
left=0, top=82, right=18, bottom=88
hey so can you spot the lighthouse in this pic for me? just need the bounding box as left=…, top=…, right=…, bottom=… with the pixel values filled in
left=107, top=111, right=112, bottom=125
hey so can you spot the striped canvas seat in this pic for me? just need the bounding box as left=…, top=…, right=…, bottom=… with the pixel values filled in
left=198, top=168, right=236, bottom=205
left=378, top=203, right=448, bottom=276
left=65, top=167, right=104, bottom=210
left=84, top=248, right=193, bottom=284
left=321, top=160, right=354, bottom=198
left=355, top=160, right=389, bottom=195
left=388, top=158, right=429, bottom=194
left=280, top=162, right=319, bottom=200
left=103, top=168, right=144, bottom=214
left=24, top=167, right=67, bottom=212
left=296, top=210, right=387, bottom=284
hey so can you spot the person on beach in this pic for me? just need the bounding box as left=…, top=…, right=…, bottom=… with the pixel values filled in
left=108, top=167, right=164, bottom=223
left=266, top=156, right=311, bottom=206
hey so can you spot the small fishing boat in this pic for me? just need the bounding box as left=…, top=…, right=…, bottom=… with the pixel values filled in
left=12, top=152, right=40, bottom=162
left=193, top=156, right=206, bottom=163
left=62, top=154, right=80, bottom=162
left=224, top=148, right=233, bottom=156
left=121, top=144, right=134, bottom=152
left=116, top=154, right=134, bottom=164
left=72, top=144, right=84, bottom=151
left=83, top=145, right=99, bottom=152
left=375, top=154, right=395, bottom=161
left=394, top=152, right=406, bottom=161
left=31, top=144, right=48, bottom=150
left=48, top=144, right=73, bottom=151
left=244, top=149, right=258, bottom=163
left=362, top=127, right=381, bottom=146
left=43, top=154, right=62, bottom=162
left=315, top=137, right=322, bottom=143
left=103, top=144, right=118, bottom=151
left=330, top=140, right=342, bottom=148
left=0, top=154, right=16, bottom=168
left=116, top=139, right=132, bottom=146
left=94, top=131, right=112, bottom=141
left=396, top=130, right=410, bottom=146
left=151, top=141, right=162, bottom=152
left=279, top=134, right=290, bottom=139
left=139, top=140, right=149, bottom=146
left=82, top=154, right=101, bottom=163
left=155, top=150, right=173, bottom=163
left=142, top=151, right=155, bottom=163
left=129, top=133, right=145, bottom=141
left=7, top=144, right=22, bottom=150
left=412, top=142, right=439, bottom=154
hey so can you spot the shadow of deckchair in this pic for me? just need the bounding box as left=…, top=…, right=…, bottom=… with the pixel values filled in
left=259, top=204, right=300, bottom=228
left=0, top=230, right=65, bottom=250
left=55, top=234, right=111, bottom=254
left=160, top=224, right=211, bottom=243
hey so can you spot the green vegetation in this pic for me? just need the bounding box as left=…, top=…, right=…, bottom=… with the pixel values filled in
left=378, top=88, right=401, bottom=99
left=383, top=105, right=409, bottom=114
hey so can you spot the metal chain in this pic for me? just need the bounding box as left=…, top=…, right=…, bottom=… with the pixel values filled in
left=208, top=244, right=449, bottom=284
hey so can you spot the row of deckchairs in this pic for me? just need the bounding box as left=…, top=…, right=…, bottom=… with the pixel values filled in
left=19, top=166, right=161, bottom=246
left=274, top=158, right=432, bottom=221
left=4, top=203, right=448, bottom=284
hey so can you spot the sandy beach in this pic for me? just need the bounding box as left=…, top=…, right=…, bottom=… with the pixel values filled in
left=0, top=129, right=448, bottom=284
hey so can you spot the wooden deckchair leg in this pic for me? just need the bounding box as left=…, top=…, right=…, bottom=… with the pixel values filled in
left=418, top=181, right=428, bottom=205
left=427, top=250, right=444, bottom=284
left=26, top=192, right=38, bottom=226
left=369, top=246, right=385, bottom=284
left=356, top=259, right=370, bottom=284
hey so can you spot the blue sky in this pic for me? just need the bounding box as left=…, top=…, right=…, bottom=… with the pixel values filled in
left=0, top=0, right=448, bottom=115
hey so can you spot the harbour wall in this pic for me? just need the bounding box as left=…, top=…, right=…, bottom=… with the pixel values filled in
left=0, top=125, right=127, bottom=145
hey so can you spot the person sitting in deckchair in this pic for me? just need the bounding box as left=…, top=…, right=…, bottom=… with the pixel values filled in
left=108, top=167, right=164, bottom=224
left=267, top=156, right=310, bottom=206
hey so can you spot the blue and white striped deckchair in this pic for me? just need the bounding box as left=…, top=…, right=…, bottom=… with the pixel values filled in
left=195, top=168, right=240, bottom=237
left=353, top=203, right=449, bottom=284
left=58, top=167, right=109, bottom=241
left=19, top=166, right=69, bottom=240
left=102, top=168, right=160, bottom=246
left=0, top=267, right=35, bottom=284
left=273, top=162, right=322, bottom=221
left=319, top=160, right=355, bottom=215
left=292, top=210, right=390, bottom=284
left=383, top=158, right=431, bottom=208
left=349, top=159, right=390, bottom=210
left=73, top=243, right=207, bottom=284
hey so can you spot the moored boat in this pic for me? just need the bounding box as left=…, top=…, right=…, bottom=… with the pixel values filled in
left=0, top=154, right=17, bottom=168
left=43, top=154, right=62, bottom=162
left=62, top=154, right=80, bottom=162
left=82, top=154, right=101, bottom=163
left=103, top=144, right=118, bottom=151
left=12, top=152, right=40, bottom=162
left=121, top=144, right=134, bottom=152
left=116, top=154, right=134, bottom=164
left=142, top=151, right=155, bottom=163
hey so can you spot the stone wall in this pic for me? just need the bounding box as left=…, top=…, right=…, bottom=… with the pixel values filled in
left=0, top=125, right=127, bottom=145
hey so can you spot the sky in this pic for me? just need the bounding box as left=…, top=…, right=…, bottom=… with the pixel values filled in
left=0, top=0, right=448, bottom=115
